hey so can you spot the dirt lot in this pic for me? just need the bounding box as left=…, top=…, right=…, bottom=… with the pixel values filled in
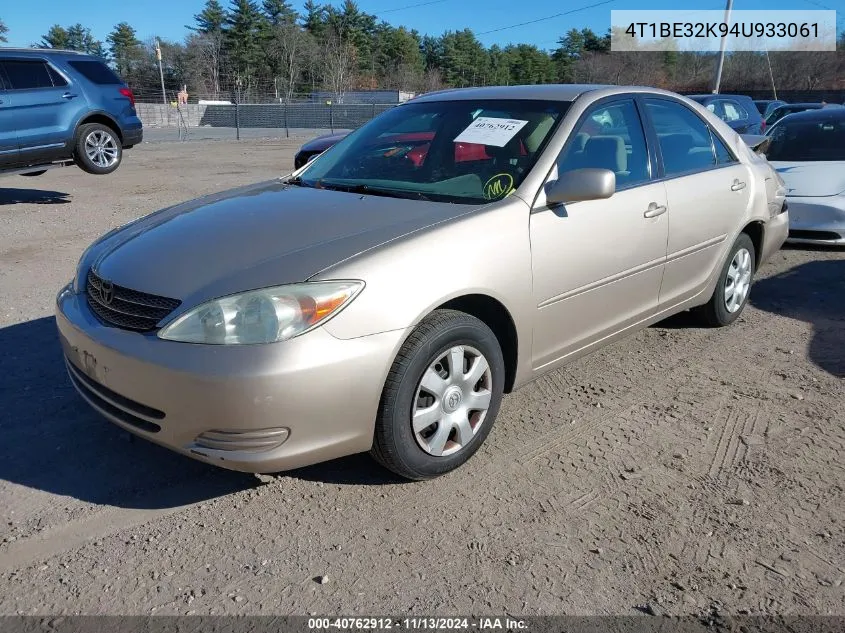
left=0, top=140, right=843, bottom=617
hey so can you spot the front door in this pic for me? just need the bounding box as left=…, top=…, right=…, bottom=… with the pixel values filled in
left=529, top=98, right=669, bottom=371
left=0, top=63, right=19, bottom=162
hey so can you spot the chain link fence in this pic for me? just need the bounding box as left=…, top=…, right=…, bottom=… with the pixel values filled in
left=136, top=100, right=398, bottom=142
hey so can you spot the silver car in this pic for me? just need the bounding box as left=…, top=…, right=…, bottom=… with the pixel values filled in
left=57, top=85, right=789, bottom=480
left=765, top=108, right=845, bottom=245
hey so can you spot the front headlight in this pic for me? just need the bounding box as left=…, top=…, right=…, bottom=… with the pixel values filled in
left=157, top=281, right=364, bottom=345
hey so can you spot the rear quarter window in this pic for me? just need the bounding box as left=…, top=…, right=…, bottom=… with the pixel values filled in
left=67, top=60, right=124, bottom=85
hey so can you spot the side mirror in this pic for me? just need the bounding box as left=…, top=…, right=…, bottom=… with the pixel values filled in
left=545, top=168, right=616, bottom=206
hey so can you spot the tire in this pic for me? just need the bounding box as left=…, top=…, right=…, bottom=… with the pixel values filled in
left=21, top=170, right=47, bottom=177
left=695, top=233, right=756, bottom=327
left=74, top=123, right=122, bottom=175
left=371, top=309, right=505, bottom=480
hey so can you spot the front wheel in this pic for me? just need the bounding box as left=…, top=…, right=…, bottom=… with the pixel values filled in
left=75, top=123, right=123, bottom=175
left=695, top=233, right=756, bottom=327
left=371, top=309, right=505, bottom=480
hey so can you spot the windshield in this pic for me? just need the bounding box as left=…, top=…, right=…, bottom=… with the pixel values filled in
left=766, top=117, right=845, bottom=161
left=296, top=99, right=570, bottom=204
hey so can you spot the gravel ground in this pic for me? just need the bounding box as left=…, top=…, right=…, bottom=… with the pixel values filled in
left=0, top=140, right=843, bottom=616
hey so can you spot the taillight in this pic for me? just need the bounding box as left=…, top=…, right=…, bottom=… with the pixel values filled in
left=760, top=119, right=766, bottom=132
left=119, top=87, right=135, bottom=107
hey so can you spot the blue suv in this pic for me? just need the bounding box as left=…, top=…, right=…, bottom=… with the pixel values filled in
left=0, top=48, right=143, bottom=176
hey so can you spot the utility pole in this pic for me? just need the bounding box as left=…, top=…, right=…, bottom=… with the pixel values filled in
left=711, top=0, right=734, bottom=94
left=765, top=49, right=778, bottom=100
left=156, top=38, right=167, bottom=106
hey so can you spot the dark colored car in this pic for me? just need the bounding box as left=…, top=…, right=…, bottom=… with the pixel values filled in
left=293, top=132, right=349, bottom=169
left=0, top=48, right=142, bottom=177
left=764, top=103, right=843, bottom=128
left=686, top=94, right=765, bottom=134
left=753, top=99, right=787, bottom=119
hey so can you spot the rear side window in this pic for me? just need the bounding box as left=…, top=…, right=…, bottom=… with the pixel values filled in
left=67, top=60, right=123, bottom=85
left=721, top=100, right=748, bottom=122
left=46, top=65, right=68, bottom=87
left=711, top=132, right=738, bottom=165
left=1, top=60, right=54, bottom=89
left=644, top=98, right=717, bottom=176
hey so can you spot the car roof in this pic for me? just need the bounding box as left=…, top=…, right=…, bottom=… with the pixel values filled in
left=408, top=84, right=614, bottom=103
left=687, top=93, right=752, bottom=101
left=776, top=108, right=845, bottom=123
left=0, top=47, right=97, bottom=60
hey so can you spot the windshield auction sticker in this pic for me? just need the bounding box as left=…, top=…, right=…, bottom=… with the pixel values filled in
left=454, top=117, right=529, bottom=147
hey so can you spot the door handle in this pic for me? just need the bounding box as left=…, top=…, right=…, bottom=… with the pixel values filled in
left=731, top=179, right=746, bottom=192
left=643, top=202, right=667, bottom=218
left=62, top=92, right=79, bottom=99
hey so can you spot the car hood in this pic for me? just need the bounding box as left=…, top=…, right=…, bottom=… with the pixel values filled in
left=299, top=132, right=349, bottom=152
left=90, top=180, right=478, bottom=306
left=770, top=161, right=845, bottom=197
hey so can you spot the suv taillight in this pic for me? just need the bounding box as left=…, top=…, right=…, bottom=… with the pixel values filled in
left=119, top=87, right=136, bottom=107
left=760, top=119, right=766, bottom=132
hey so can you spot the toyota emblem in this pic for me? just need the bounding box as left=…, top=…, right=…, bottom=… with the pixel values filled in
left=100, top=279, right=115, bottom=305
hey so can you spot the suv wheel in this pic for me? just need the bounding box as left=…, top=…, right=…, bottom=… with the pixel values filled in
left=75, top=123, right=123, bottom=175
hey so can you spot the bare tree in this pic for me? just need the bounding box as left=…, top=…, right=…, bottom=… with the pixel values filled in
left=322, top=33, right=356, bottom=103
left=187, top=32, right=224, bottom=97
left=268, top=25, right=315, bottom=103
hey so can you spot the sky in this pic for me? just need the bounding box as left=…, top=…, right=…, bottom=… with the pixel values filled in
left=2, top=0, right=841, bottom=51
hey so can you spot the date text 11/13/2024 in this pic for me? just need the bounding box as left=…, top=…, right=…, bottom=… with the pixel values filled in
left=307, top=618, right=528, bottom=630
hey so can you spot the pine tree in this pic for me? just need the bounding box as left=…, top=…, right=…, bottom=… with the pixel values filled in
left=41, top=23, right=105, bottom=57
left=0, top=19, right=8, bottom=43
left=225, top=0, right=267, bottom=81
left=191, top=0, right=227, bottom=34
left=107, top=22, right=142, bottom=77
left=301, top=0, right=324, bottom=36
left=262, top=0, right=297, bottom=26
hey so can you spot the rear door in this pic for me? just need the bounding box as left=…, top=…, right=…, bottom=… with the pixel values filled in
left=0, top=57, right=84, bottom=161
left=0, top=63, right=18, bottom=162
left=642, top=97, right=752, bottom=306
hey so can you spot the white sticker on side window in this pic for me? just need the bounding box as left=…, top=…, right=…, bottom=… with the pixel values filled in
left=453, top=117, right=529, bottom=147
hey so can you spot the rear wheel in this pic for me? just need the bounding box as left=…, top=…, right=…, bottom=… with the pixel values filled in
left=371, top=309, right=505, bottom=480
left=75, top=123, right=122, bottom=175
left=695, top=233, right=755, bottom=327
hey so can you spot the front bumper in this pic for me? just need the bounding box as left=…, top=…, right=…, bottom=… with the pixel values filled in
left=784, top=197, right=845, bottom=245
left=56, top=285, right=407, bottom=473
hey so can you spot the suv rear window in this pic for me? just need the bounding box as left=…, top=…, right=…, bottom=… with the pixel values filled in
left=67, top=60, right=123, bottom=85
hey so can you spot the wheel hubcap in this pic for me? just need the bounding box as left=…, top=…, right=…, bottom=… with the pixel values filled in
left=724, top=247, right=752, bottom=313
left=412, top=345, right=493, bottom=457
left=84, top=131, right=119, bottom=168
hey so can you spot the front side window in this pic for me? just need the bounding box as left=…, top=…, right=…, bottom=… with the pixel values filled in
left=645, top=98, right=717, bottom=176
left=298, top=99, right=569, bottom=204
left=556, top=99, right=651, bottom=189
left=1, top=60, right=54, bottom=90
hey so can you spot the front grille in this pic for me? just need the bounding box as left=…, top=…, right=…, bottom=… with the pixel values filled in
left=86, top=269, right=181, bottom=331
left=66, top=359, right=163, bottom=433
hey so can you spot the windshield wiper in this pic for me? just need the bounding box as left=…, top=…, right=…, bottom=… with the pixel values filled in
left=318, top=181, right=431, bottom=201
